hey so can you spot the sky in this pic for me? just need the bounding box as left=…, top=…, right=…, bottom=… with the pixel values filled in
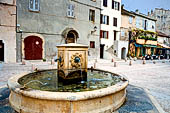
left=122, top=0, right=170, bottom=15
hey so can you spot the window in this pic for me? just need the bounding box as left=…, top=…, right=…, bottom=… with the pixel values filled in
left=112, top=0, right=120, bottom=11
left=113, top=17, right=117, bottom=27
left=114, top=30, right=117, bottom=40
left=67, top=4, right=74, bottom=17
left=144, top=20, right=148, bottom=30
left=89, top=9, right=95, bottom=22
left=121, top=30, right=125, bottom=37
left=103, top=0, right=107, bottom=7
left=152, top=25, right=155, bottom=29
left=100, top=30, right=109, bottom=39
left=101, top=14, right=109, bottom=25
left=136, top=18, right=140, bottom=28
left=29, top=0, right=40, bottom=12
left=129, top=16, right=133, bottom=24
left=90, top=41, right=95, bottom=48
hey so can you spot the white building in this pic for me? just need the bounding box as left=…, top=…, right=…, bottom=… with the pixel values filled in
left=100, top=0, right=121, bottom=59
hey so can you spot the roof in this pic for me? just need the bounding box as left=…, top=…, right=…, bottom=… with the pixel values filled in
left=132, top=12, right=157, bottom=21
left=121, top=7, right=156, bottom=21
left=157, top=31, right=170, bottom=38
left=121, top=8, right=135, bottom=17
left=157, top=43, right=170, bottom=49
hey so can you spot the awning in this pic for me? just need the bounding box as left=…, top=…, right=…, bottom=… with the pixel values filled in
left=157, top=43, right=170, bottom=49
left=143, top=45, right=157, bottom=48
left=135, top=43, right=157, bottom=48
left=135, top=43, right=143, bottom=47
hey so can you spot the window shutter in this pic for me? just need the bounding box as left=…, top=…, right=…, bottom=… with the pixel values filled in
left=107, top=31, right=109, bottom=39
left=106, top=0, right=107, bottom=7
left=100, top=14, right=103, bottom=24
left=29, top=0, right=34, bottom=10
left=35, top=0, right=39, bottom=11
left=112, top=0, right=114, bottom=9
left=118, top=2, right=120, bottom=11
left=107, top=16, right=109, bottom=25
left=92, top=10, right=95, bottom=22
left=116, top=18, right=117, bottom=26
left=100, top=30, right=103, bottom=38
left=71, top=5, right=74, bottom=17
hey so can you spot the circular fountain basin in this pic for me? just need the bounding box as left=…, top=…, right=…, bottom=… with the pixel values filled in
left=8, top=69, right=128, bottom=113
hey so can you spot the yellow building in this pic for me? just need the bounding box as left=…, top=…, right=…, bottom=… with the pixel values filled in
left=121, top=6, right=157, bottom=59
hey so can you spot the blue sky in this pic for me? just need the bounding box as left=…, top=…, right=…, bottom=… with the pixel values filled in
left=122, top=0, right=170, bottom=14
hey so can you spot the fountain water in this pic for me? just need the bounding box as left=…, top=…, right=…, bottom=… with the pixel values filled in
left=8, top=43, right=128, bottom=113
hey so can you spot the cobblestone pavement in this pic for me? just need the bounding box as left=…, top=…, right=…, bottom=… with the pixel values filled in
left=95, top=59, right=170, bottom=113
left=0, top=61, right=57, bottom=87
left=0, top=60, right=169, bottom=113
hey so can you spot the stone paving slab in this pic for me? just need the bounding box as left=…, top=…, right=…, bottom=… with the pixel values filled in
left=0, top=85, right=161, bottom=113
left=117, top=85, right=159, bottom=113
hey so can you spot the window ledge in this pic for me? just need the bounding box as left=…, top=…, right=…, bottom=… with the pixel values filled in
left=67, top=16, right=76, bottom=19
left=29, top=9, right=40, bottom=13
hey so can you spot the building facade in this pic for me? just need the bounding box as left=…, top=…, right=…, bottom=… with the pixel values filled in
left=120, top=7, right=136, bottom=59
left=128, top=10, right=157, bottom=58
left=0, top=0, right=16, bottom=63
left=157, top=31, right=170, bottom=59
left=100, top=0, right=121, bottom=59
left=16, top=0, right=101, bottom=62
left=151, top=8, right=170, bottom=36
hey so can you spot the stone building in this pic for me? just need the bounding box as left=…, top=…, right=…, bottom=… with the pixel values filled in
left=100, top=0, right=121, bottom=60
left=120, top=6, right=136, bottom=59
left=157, top=31, right=170, bottom=59
left=121, top=7, right=157, bottom=58
left=150, top=8, right=170, bottom=36
left=0, top=0, right=16, bottom=63
left=130, top=10, right=157, bottom=58
left=16, top=0, right=101, bottom=62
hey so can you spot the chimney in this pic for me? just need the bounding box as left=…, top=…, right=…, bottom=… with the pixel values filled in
left=148, top=12, right=150, bottom=16
left=151, top=10, right=153, bottom=15
left=135, top=9, right=139, bottom=14
left=121, top=4, right=124, bottom=9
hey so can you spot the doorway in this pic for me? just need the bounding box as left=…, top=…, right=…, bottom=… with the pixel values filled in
left=24, top=36, right=43, bottom=60
left=121, top=47, right=126, bottom=59
left=66, top=31, right=77, bottom=43
left=0, top=40, right=4, bottom=61
left=100, top=44, right=105, bottom=59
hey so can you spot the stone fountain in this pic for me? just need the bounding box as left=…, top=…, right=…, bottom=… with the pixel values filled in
left=8, top=43, right=128, bottom=113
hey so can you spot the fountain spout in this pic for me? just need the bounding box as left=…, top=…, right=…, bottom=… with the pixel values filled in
left=55, top=56, right=62, bottom=63
left=74, top=56, right=80, bottom=63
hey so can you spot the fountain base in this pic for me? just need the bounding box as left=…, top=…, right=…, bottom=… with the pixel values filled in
left=9, top=86, right=126, bottom=113
left=8, top=69, right=128, bottom=113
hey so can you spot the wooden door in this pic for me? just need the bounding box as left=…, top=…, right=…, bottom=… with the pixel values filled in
left=0, top=40, right=4, bottom=61
left=24, top=36, right=43, bottom=60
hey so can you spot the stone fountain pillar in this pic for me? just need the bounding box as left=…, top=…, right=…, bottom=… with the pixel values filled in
left=56, top=43, right=88, bottom=83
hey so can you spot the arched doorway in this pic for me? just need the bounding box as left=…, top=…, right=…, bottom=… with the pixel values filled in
left=24, top=36, right=43, bottom=60
left=66, top=31, right=76, bottom=43
left=121, top=47, right=126, bottom=59
left=0, top=40, right=4, bottom=61
left=62, top=28, right=79, bottom=44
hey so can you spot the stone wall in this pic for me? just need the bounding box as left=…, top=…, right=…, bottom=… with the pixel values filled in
left=16, top=0, right=101, bottom=61
left=153, top=9, right=170, bottom=36
left=0, top=1, right=16, bottom=63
